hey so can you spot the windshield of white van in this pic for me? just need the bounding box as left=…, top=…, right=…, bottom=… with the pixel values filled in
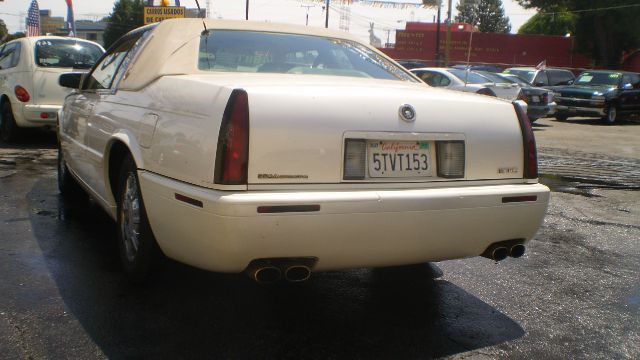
left=35, top=39, right=104, bottom=69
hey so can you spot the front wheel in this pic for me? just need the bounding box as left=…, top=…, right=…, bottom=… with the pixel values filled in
left=0, top=101, right=19, bottom=143
left=116, top=155, right=160, bottom=282
left=555, top=114, right=568, bottom=121
left=603, top=105, right=618, bottom=125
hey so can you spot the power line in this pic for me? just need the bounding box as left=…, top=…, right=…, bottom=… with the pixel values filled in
left=507, top=3, right=640, bottom=17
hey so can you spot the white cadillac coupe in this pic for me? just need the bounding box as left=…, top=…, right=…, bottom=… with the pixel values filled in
left=57, top=19, right=549, bottom=283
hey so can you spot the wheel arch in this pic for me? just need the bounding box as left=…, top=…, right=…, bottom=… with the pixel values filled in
left=105, top=132, right=145, bottom=205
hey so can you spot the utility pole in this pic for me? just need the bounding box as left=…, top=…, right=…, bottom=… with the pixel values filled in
left=435, top=0, right=441, bottom=66
left=444, top=0, right=452, bottom=66
left=384, top=28, right=392, bottom=47
left=325, top=0, right=330, bottom=28
left=246, top=0, right=249, bottom=20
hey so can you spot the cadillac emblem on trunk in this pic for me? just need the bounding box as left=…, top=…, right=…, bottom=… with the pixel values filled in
left=399, top=104, right=416, bottom=122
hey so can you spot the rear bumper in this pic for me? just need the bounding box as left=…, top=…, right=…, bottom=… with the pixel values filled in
left=21, top=104, right=60, bottom=126
left=556, top=105, right=605, bottom=117
left=139, top=171, right=550, bottom=273
left=527, top=102, right=555, bottom=119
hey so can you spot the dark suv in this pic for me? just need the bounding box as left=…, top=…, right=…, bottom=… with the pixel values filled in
left=503, top=67, right=575, bottom=88
left=554, top=70, right=640, bottom=124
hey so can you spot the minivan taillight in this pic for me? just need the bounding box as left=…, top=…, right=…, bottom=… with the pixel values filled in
left=15, top=86, right=30, bottom=102
left=513, top=101, right=538, bottom=179
left=214, top=89, right=249, bottom=185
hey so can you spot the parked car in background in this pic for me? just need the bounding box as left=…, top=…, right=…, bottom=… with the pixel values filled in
left=396, top=60, right=429, bottom=69
left=451, top=64, right=503, bottom=73
left=492, top=73, right=556, bottom=122
left=0, top=36, right=104, bottom=142
left=411, top=67, right=522, bottom=100
left=554, top=70, right=640, bottom=124
left=503, top=67, right=575, bottom=88
left=57, top=19, right=549, bottom=283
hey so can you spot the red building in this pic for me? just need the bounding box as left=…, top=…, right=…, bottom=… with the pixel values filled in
left=382, top=22, right=597, bottom=70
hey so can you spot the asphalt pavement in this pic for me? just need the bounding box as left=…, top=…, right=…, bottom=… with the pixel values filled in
left=0, top=118, right=639, bottom=359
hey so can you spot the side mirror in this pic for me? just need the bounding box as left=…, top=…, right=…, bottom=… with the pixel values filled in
left=534, top=81, right=545, bottom=87
left=59, top=72, right=83, bottom=89
left=567, top=79, right=574, bottom=85
left=621, top=83, right=633, bottom=90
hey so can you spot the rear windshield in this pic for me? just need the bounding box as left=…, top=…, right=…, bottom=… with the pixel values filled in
left=503, top=69, right=536, bottom=83
left=35, top=39, right=103, bottom=69
left=448, top=68, right=491, bottom=84
left=574, top=72, right=621, bottom=86
left=198, top=30, right=416, bottom=82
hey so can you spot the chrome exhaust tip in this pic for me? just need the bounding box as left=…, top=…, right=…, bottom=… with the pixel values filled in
left=253, top=266, right=282, bottom=284
left=284, top=265, right=311, bottom=282
left=491, top=247, right=509, bottom=261
left=509, top=244, right=526, bottom=258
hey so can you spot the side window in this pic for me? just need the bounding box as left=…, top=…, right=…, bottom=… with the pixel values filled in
left=112, top=30, right=152, bottom=88
left=436, top=73, right=451, bottom=86
left=10, top=42, right=21, bottom=67
left=418, top=72, right=435, bottom=86
left=83, top=35, right=142, bottom=91
left=549, top=70, right=574, bottom=85
left=0, top=43, right=17, bottom=70
left=534, top=71, right=549, bottom=86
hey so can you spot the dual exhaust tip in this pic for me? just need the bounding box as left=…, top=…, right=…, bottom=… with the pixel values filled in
left=253, top=265, right=311, bottom=283
left=482, top=240, right=526, bottom=261
left=246, top=257, right=317, bottom=284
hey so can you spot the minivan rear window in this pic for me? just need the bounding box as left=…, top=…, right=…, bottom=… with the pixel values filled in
left=35, top=39, right=103, bottom=69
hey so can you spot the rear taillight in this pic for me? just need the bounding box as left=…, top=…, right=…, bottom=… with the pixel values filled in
left=15, top=86, right=30, bottom=102
left=513, top=101, right=538, bottom=179
left=542, top=92, right=549, bottom=104
left=436, top=141, right=465, bottom=178
left=517, top=90, right=528, bottom=102
left=214, top=89, right=249, bottom=185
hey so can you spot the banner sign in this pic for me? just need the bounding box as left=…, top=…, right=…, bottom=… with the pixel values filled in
left=144, top=6, right=186, bottom=24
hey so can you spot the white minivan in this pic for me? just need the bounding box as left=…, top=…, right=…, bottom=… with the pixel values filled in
left=0, top=36, right=104, bottom=142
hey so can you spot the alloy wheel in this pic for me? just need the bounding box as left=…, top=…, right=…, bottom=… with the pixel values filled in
left=120, top=173, right=141, bottom=262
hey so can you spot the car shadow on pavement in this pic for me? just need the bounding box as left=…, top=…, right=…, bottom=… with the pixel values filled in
left=555, top=116, right=640, bottom=126
left=26, top=179, right=524, bottom=359
left=0, top=129, right=57, bottom=149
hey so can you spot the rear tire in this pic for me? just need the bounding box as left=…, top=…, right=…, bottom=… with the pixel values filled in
left=58, top=145, right=85, bottom=198
left=116, top=154, right=160, bottom=282
left=0, top=101, right=19, bottom=143
left=603, top=105, right=618, bottom=125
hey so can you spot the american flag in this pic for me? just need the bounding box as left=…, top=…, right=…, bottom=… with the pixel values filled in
left=26, top=0, right=40, bottom=37
left=66, top=0, right=76, bottom=36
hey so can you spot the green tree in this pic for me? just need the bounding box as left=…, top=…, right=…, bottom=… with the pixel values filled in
left=455, top=0, right=511, bottom=33
left=516, top=0, right=640, bottom=68
left=0, top=20, right=8, bottom=42
left=518, top=8, right=576, bottom=36
left=103, top=0, right=145, bottom=48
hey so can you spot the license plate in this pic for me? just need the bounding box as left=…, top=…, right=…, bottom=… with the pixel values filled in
left=531, top=95, right=540, bottom=102
left=368, top=141, right=432, bottom=178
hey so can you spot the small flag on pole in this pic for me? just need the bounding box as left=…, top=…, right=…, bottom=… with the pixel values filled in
left=26, top=0, right=41, bottom=37
left=66, top=0, right=76, bottom=36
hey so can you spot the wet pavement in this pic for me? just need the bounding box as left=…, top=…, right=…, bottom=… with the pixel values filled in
left=1, top=120, right=639, bottom=359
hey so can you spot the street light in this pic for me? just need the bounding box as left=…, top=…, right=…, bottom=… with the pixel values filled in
left=301, top=4, right=314, bottom=26
left=460, top=24, right=474, bottom=86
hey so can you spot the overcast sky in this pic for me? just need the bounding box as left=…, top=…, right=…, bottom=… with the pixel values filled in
left=1, top=0, right=536, bottom=43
